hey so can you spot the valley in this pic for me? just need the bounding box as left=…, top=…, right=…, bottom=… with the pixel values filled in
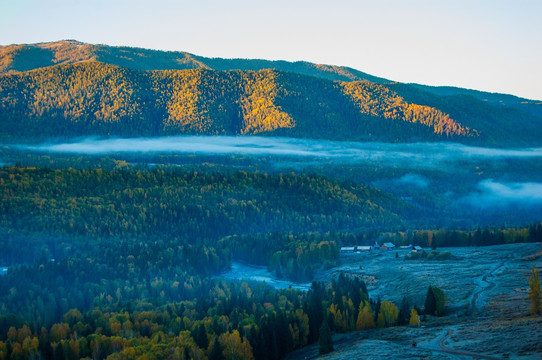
left=0, top=39, right=541, bottom=360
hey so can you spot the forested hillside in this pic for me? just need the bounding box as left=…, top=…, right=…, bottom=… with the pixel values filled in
left=1, top=41, right=540, bottom=145
left=0, top=166, right=406, bottom=241
left=388, top=83, right=542, bottom=145
left=0, top=165, right=410, bottom=280
left=0, top=62, right=486, bottom=142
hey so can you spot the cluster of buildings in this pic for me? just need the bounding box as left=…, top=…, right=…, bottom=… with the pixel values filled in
left=340, top=243, right=423, bottom=253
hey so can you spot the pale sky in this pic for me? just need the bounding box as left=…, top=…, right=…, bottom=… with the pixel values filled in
left=1, top=0, right=541, bottom=100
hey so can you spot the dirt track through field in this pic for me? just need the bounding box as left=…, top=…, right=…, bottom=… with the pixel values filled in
left=469, top=260, right=506, bottom=315
left=435, top=328, right=504, bottom=360
left=284, top=243, right=541, bottom=359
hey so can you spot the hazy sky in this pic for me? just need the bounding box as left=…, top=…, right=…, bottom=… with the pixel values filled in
left=1, top=0, right=541, bottom=100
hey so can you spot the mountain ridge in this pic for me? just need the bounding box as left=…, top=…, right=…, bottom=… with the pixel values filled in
left=0, top=40, right=541, bottom=145
left=0, top=40, right=388, bottom=83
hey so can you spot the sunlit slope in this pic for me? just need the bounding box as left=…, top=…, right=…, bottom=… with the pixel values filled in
left=1, top=62, right=480, bottom=141
left=1, top=40, right=540, bottom=145
left=388, top=83, right=542, bottom=145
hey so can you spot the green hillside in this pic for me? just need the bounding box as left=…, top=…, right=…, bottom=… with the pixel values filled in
left=0, top=40, right=541, bottom=145
left=0, top=165, right=408, bottom=247
left=0, top=61, right=478, bottom=141
left=410, top=83, right=542, bottom=118
left=389, top=83, right=542, bottom=144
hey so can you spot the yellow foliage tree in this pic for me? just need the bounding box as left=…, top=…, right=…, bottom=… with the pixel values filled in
left=0, top=341, right=7, bottom=360
left=329, top=304, right=348, bottom=333
left=377, top=300, right=399, bottom=327
left=356, top=301, right=375, bottom=330
left=409, top=308, right=419, bottom=325
left=219, top=330, right=254, bottom=360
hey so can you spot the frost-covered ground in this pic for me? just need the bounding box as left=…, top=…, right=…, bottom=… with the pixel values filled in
left=285, top=243, right=542, bottom=360
left=219, top=244, right=541, bottom=358
left=318, top=244, right=532, bottom=312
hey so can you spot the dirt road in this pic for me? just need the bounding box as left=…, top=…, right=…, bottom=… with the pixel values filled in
left=469, top=260, right=507, bottom=315
left=434, top=328, right=504, bottom=360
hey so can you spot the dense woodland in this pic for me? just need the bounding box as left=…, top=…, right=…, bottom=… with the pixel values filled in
left=0, top=163, right=541, bottom=359
left=0, top=62, right=464, bottom=141
left=0, top=165, right=406, bottom=243
left=0, top=61, right=539, bottom=145
left=0, top=272, right=409, bottom=360
left=1, top=41, right=540, bottom=146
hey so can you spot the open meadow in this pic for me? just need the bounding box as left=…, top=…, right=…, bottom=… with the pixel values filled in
left=287, top=243, right=542, bottom=359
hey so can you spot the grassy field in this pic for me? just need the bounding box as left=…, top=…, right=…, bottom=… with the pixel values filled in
left=287, top=243, right=542, bottom=359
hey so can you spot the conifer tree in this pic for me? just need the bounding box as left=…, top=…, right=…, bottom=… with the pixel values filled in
left=192, top=323, right=209, bottom=349
left=54, top=341, right=64, bottom=360
left=209, top=338, right=224, bottom=360
left=318, top=320, right=334, bottom=355
left=398, top=297, right=410, bottom=325
left=424, top=286, right=436, bottom=316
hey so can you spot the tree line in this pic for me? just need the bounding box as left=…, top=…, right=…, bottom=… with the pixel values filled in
left=0, top=270, right=444, bottom=360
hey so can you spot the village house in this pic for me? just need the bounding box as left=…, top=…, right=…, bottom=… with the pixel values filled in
left=355, top=246, right=372, bottom=252
left=380, top=242, right=396, bottom=250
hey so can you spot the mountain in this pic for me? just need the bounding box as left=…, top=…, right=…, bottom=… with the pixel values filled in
left=409, top=83, right=542, bottom=118
left=0, top=40, right=541, bottom=145
left=0, top=40, right=387, bottom=83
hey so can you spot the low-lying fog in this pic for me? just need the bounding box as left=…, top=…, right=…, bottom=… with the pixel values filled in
left=19, top=136, right=542, bottom=163
left=12, top=136, right=542, bottom=224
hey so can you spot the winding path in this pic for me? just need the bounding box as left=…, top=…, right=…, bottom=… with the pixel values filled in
left=468, top=260, right=506, bottom=315
left=424, top=260, right=510, bottom=359
left=434, top=328, right=504, bottom=360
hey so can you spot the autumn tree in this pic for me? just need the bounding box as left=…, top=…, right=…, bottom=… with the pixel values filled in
left=528, top=268, right=541, bottom=315
left=409, top=308, right=419, bottom=325
left=219, top=330, right=254, bottom=360
left=356, top=301, right=375, bottom=330
left=377, top=300, right=398, bottom=328
left=63, top=309, right=82, bottom=327
left=0, top=341, right=7, bottom=360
